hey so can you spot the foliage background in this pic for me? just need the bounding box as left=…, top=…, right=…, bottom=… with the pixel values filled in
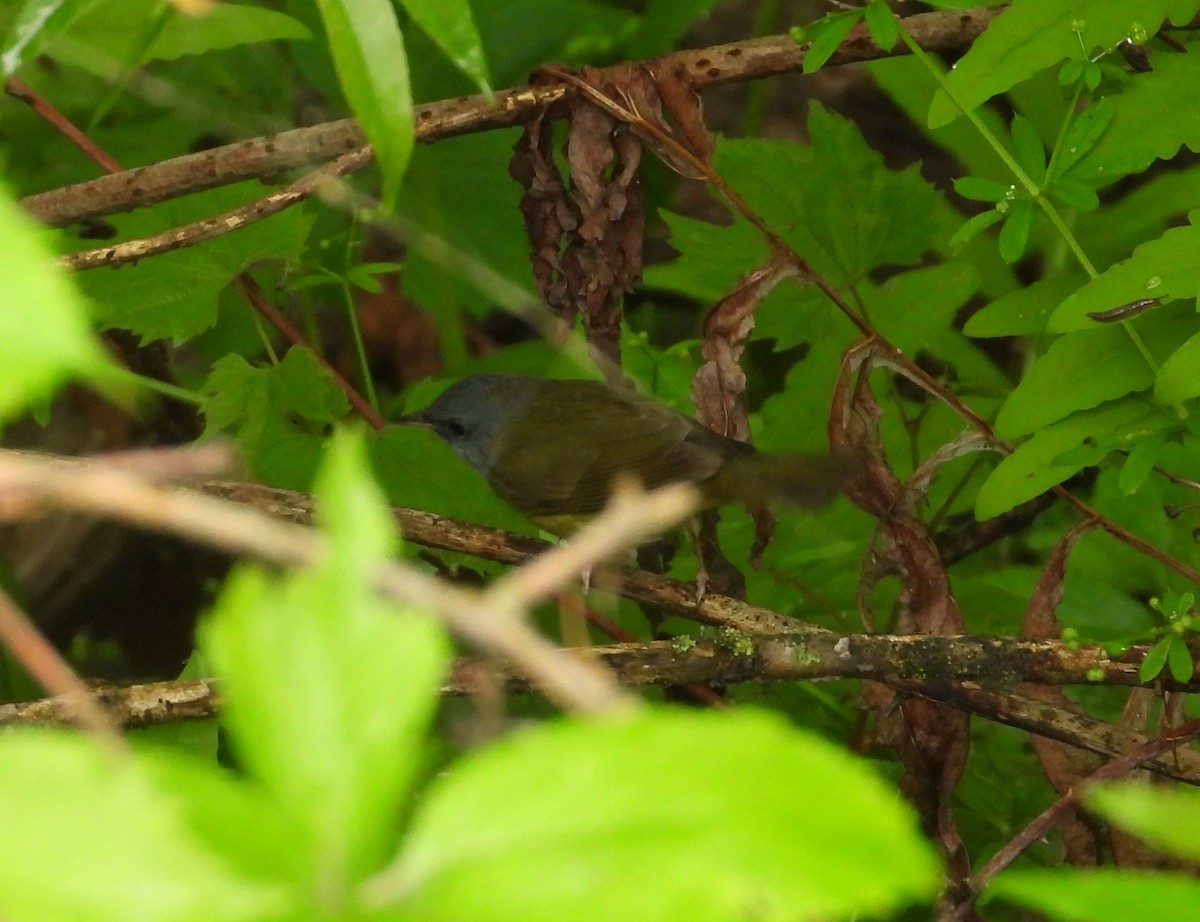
left=3, top=0, right=1200, bottom=919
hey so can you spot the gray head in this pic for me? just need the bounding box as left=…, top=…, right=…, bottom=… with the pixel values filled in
left=399, top=374, right=547, bottom=476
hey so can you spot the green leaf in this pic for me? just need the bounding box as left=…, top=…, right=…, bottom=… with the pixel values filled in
left=1157, top=328, right=1200, bottom=404
left=1139, top=635, right=1170, bottom=682
left=864, top=0, right=898, bottom=51
left=976, top=397, right=1168, bottom=519
left=399, top=0, right=490, bottom=93
left=1047, top=178, right=1100, bottom=212
left=1053, top=99, right=1114, bottom=177
left=964, top=272, right=1085, bottom=337
left=644, top=212, right=771, bottom=302
left=1068, top=51, right=1200, bottom=187
left=800, top=10, right=862, bottom=74
left=713, top=107, right=940, bottom=286
left=0, top=731, right=289, bottom=922
left=954, top=176, right=1011, bottom=202
left=995, top=322, right=1165, bottom=438
left=997, top=199, right=1034, bottom=263
left=77, top=186, right=313, bottom=343
left=949, top=208, right=1005, bottom=250
left=202, top=432, right=450, bottom=886
left=1168, top=634, right=1194, bottom=683
left=200, top=348, right=350, bottom=490
left=146, top=5, right=311, bottom=60
left=1009, top=115, right=1046, bottom=183
left=1117, top=431, right=1165, bottom=494
left=929, top=0, right=1200, bottom=128
left=989, top=868, right=1200, bottom=921
left=392, top=709, right=940, bottom=921
left=1089, top=784, right=1200, bottom=861
left=1049, top=210, right=1200, bottom=332
left=1, top=0, right=93, bottom=76
left=316, top=0, right=413, bottom=207
left=0, top=180, right=113, bottom=424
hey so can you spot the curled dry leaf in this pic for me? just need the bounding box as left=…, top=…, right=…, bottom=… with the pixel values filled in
left=830, top=339, right=970, bottom=879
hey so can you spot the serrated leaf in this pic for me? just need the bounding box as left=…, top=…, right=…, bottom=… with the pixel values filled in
left=1068, top=51, right=1200, bottom=186
left=644, top=212, right=771, bottom=301
left=995, top=326, right=1150, bottom=438
left=203, top=433, right=450, bottom=885
left=0, top=732, right=289, bottom=922
left=200, top=348, right=350, bottom=489
left=800, top=10, right=862, bottom=74
left=399, top=0, right=490, bottom=92
left=76, top=186, right=313, bottom=343
left=929, top=0, right=1200, bottom=128
left=990, top=868, right=1200, bottom=921
left=316, top=0, right=413, bottom=206
left=976, top=397, right=1167, bottom=519
left=1089, top=784, right=1200, bottom=861
left=1049, top=210, right=1200, bottom=332
left=964, top=273, right=1085, bottom=337
left=713, top=107, right=939, bottom=286
left=0, top=180, right=113, bottom=424
left=147, top=5, right=311, bottom=60
left=393, top=709, right=940, bottom=921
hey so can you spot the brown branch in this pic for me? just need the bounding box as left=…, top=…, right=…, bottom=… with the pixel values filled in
left=19, top=6, right=1003, bottom=229
left=62, top=146, right=372, bottom=271
left=7, top=641, right=1200, bottom=787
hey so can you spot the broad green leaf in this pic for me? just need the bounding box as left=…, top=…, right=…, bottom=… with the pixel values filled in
left=929, top=0, right=1200, bottom=128
left=203, top=433, right=450, bottom=886
left=200, top=347, right=350, bottom=490
left=644, top=212, right=771, bottom=302
left=714, top=106, right=939, bottom=287
left=1, top=0, right=95, bottom=75
left=964, top=272, right=1085, bottom=337
left=954, top=176, right=1011, bottom=202
left=399, top=0, right=490, bottom=93
left=976, top=397, right=1168, bottom=519
left=1089, top=783, right=1200, bottom=861
left=992, top=304, right=1199, bottom=437
left=1053, top=99, right=1114, bottom=177
left=1068, top=51, right=1200, bottom=187
left=147, top=5, right=311, bottom=60
left=1117, top=431, right=1165, bottom=494
left=989, top=869, right=1200, bottom=922
left=0, top=732, right=288, bottom=922
left=0, top=180, right=112, bottom=424
left=1049, top=211, right=1200, bottom=332
left=316, top=0, right=413, bottom=206
left=625, top=0, right=722, bottom=59
left=77, top=186, right=313, bottom=343
left=1157, top=328, right=1200, bottom=403
left=33, top=0, right=310, bottom=71
left=391, top=709, right=940, bottom=921
left=1009, top=115, right=1046, bottom=183
left=1168, top=635, right=1193, bottom=682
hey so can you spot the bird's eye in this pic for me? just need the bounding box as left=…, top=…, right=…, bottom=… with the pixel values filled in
left=443, top=419, right=469, bottom=439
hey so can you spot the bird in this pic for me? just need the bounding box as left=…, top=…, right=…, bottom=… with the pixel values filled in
left=398, top=373, right=841, bottom=537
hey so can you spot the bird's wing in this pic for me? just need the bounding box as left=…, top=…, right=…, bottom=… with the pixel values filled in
left=488, top=386, right=728, bottom=516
